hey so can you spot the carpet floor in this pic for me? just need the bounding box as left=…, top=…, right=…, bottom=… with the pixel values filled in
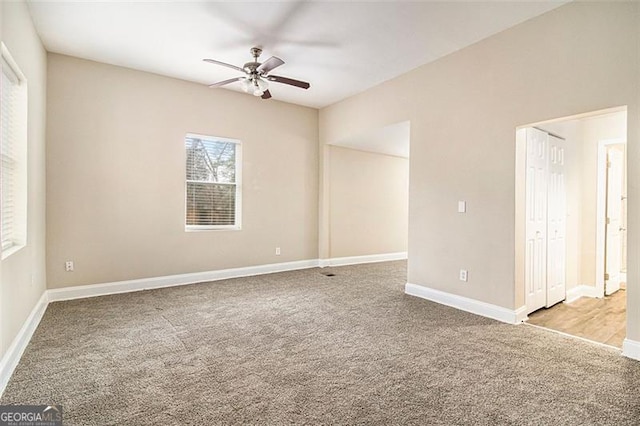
left=1, top=261, right=639, bottom=425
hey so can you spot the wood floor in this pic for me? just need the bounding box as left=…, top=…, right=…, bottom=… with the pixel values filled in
left=527, top=289, right=626, bottom=348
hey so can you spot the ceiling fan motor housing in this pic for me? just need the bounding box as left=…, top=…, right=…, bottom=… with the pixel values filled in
left=243, top=62, right=259, bottom=74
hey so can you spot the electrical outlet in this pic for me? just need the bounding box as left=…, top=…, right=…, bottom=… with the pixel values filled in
left=459, top=269, right=468, bottom=282
left=65, top=261, right=74, bottom=272
left=275, top=247, right=281, bottom=256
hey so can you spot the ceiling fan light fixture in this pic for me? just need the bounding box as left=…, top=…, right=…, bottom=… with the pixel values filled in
left=256, top=78, right=268, bottom=92
left=240, top=78, right=252, bottom=93
left=252, top=78, right=268, bottom=96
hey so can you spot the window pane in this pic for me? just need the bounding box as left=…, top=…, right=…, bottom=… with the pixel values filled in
left=186, top=182, right=236, bottom=226
left=1, top=62, right=17, bottom=249
left=186, top=137, right=236, bottom=183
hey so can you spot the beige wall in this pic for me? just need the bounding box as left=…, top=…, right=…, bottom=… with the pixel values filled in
left=46, top=54, right=318, bottom=288
left=319, top=2, right=640, bottom=340
left=0, top=1, right=48, bottom=359
left=328, top=145, right=408, bottom=258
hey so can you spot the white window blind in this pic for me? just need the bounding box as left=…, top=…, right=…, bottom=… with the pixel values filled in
left=185, top=134, right=241, bottom=229
left=1, top=58, right=19, bottom=250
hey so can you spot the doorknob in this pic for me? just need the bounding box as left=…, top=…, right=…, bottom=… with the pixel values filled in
left=620, top=227, right=627, bottom=232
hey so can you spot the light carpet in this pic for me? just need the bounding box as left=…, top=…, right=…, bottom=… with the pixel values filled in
left=2, top=261, right=639, bottom=425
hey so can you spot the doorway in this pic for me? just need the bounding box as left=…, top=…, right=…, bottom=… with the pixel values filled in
left=516, top=107, right=628, bottom=348
left=323, top=120, right=410, bottom=265
left=596, top=139, right=627, bottom=297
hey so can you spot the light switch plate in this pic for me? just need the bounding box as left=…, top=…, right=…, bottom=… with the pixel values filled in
left=458, top=201, right=466, bottom=213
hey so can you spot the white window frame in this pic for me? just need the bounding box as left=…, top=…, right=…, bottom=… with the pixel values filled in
left=184, top=133, right=242, bottom=231
left=1, top=43, right=28, bottom=259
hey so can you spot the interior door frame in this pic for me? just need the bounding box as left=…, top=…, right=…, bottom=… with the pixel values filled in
left=595, top=138, right=626, bottom=298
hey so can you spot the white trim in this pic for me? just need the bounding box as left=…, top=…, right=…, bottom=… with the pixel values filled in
left=405, top=283, right=524, bottom=324
left=2, top=262, right=636, bottom=399
left=48, top=259, right=318, bottom=302
left=2, top=260, right=319, bottom=396
left=622, top=339, right=640, bottom=361
left=1, top=43, right=26, bottom=83
left=515, top=306, right=529, bottom=323
left=595, top=138, right=626, bottom=298
left=0, top=291, right=48, bottom=397
left=185, top=133, right=240, bottom=145
left=1, top=43, right=28, bottom=260
left=565, top=285, right=600, bottom=303
left=319, top=252, right=407, bottom=268
left=184, top=133, right=242, bottom=231
left=4, top=256, right=414, bottom=392
left=0, top=244, right=25, bottom=261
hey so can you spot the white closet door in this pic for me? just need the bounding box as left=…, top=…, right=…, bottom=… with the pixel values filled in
left=525, top=128, right=548, bottom=313
left=546, top=135, right=566, bottom=307
left=605, top=148, right=624, bottom=295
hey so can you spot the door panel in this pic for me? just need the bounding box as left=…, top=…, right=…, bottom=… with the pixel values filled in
left=605, top=148, right=623, bottom=295
left=546, top=135, right=566, bottom=307
left=525, top=128, right=548, bottom=313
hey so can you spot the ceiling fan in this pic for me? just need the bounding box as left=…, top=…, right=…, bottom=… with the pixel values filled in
left=204, top=47, right=310, bottom=99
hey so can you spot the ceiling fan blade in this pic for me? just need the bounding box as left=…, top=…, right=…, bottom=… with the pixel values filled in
left=208, top=77, right=244, bottom=88
left=257, top=56, right=284, bottom=74
left=266, top=75, right=310, bottom=89
left=203, top=59, right=245, bottom=73
left=261, top=90, right=272, bottom=100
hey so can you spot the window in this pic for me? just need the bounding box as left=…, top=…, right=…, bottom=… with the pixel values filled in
left=1, top=43, right=27, bottom=258
left=185, top=133, right=241, bottom=230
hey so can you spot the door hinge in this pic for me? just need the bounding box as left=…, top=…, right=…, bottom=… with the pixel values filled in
left=606, top=217, right=611, bottom=225
left=604, top=273, right=610, bottom=281
left=607, top=161, right=612, bottom=168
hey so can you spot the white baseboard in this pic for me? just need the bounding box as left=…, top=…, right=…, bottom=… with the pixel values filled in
left=5, top=255, right=410, bottom=392
left=405, top=283, right=524, bottom=324
left=319, top=252, right=407, bottom=268
left=49, top=253, right=409, bottom=302
left=622, top=339, right=640, bottom=361
left=2, top=255, right=406, bottom=396
left=565, top=285, right=600, bottom=303
left=514, top=306, right=529, bottom=323
left=7, top=258, right=632, bottom=399
left=48, top=259, right=319, bottom=302
left=2, top=259, right=319, bottom=396
left=0, top=291, right=49, bottom=397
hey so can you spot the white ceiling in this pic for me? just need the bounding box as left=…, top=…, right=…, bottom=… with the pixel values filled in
left=27, top=1, right=566, bottom=109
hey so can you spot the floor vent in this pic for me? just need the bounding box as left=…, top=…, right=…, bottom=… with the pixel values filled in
left=321, top=272, right=336, bottom=277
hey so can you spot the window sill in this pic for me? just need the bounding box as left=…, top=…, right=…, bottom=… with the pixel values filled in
left=2, top=243, right=25, bottom=260
left=185, top=226, right=242, bottom=232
